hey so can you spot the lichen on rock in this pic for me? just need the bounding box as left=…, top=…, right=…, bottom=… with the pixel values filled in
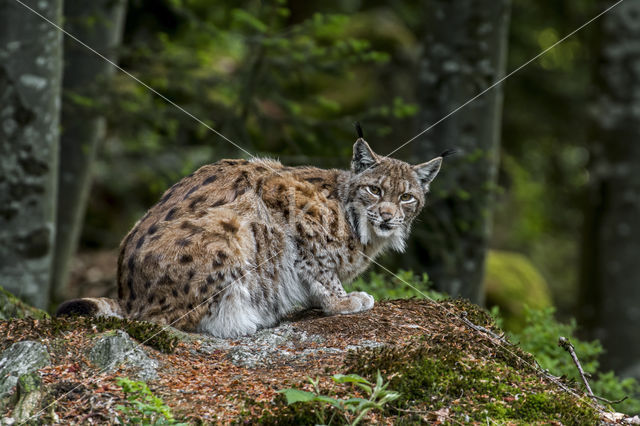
left=0, top=340, right=50, bottom=399
left=88, top=330, right=158, bottom=382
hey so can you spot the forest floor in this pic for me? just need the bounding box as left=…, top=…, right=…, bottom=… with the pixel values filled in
left=0, top=251, right=630, bottom=424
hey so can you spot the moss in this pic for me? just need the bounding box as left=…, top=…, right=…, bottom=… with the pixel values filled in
left=344, top=342, right=600, bottom=424
left=3, top=316, right=179, bottom=354
left=447, top=297, right=495, bottom=327
left=0, top=286, right=48, bottom=321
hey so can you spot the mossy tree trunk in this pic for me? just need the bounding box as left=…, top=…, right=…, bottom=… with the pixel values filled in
left=50, top=0, right=127, bottom=306
left=580, top=0, right=640, bottom=378
left=0, top=0, right=63, bottom=309
left=399, top=0, right=511, bottom=303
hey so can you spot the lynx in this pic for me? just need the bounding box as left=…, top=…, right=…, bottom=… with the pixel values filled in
left=57, top=135, right=447, bottom=338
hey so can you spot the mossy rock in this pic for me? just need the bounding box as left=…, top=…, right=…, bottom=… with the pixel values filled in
left=0, top=286, right=48, bottom=321
left=483, top=250, right=552, bottom=331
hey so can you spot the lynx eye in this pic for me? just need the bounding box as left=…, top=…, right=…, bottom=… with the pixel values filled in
left=400, top=193, right=415, bottom=202
left=367, top=186, right=382, bottom=196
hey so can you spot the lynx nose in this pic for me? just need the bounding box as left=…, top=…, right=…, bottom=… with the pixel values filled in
left=380, top=210, right=394, bottom=222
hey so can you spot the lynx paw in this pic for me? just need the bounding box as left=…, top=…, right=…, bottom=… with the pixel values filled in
left=351, top=291, right=375, bottom=311
left=325, top=291, right=375, bottom=315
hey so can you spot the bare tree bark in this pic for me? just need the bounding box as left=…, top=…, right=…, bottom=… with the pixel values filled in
left=0, top=0, right=63, bottom=309
left=400, top=0, right=511, bottom=303
left=580, top=0, right=640, bottom=379
left=50, top=0, right=127, bottom=305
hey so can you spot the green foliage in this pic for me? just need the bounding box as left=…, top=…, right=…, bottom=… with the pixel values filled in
left=505, top=306, right=640, bottom=414
left=483, top=250, right=553, bottom=331
left=115, top=377, right=185, bottom=425
left=87, top=0, right=417, bottom=246
left=278, top=372, right=400, bottom=425
left=349, top=269, right=444, bottom=301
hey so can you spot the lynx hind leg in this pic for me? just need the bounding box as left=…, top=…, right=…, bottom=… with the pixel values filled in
left=196, top=270, right=267, bottom=338
left=310, top=279, right=374, bottom=315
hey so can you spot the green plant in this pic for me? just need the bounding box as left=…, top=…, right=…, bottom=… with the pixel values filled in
left=350, top=269, right=445, bottom=301
left=279, top=372, right=400, bottom=425
left=115, top=377, right=185, bottom=425
left=503, top=306, right=640, bottom=414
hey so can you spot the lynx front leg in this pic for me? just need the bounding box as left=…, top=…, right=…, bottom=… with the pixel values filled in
left=310, top=277, right=374, bottom=315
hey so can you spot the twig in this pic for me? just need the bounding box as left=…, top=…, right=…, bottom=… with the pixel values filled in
left=460, top=312, right=505, bottom=343
left=558, top=336, right=595, bottom=401
left=557, top=337, right=629, bottom=405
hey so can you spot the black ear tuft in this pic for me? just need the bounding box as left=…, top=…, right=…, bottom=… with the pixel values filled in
left=354, top=121, right=364, bottom=139
left=439, top=149, right=457, bottom=158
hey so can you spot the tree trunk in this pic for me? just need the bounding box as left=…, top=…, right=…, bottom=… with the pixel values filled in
left=0, top=0, right=63, bottom=309
left=398, top=0, right=511, bottom=303
left=50, top=0, right=127, bottom=305
left=580, top=0, right=640, bottom=379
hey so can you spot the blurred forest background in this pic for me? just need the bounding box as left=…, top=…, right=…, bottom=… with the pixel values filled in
left=2, top=0, right=640, bottom=410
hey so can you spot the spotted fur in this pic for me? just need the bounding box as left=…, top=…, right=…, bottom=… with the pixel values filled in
left=56, top=139, right=444, bottom=337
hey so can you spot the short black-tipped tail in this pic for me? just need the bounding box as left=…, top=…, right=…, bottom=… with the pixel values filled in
left=56, top=297, right=123, bottom=318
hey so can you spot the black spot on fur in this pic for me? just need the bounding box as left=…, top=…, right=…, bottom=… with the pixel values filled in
left=180, top=221, right=202, bottom=232
left=164, top=207, right=178, bottom=221
left=158, top=189, right=174, bottom=205
left=189, top=195, right=205, bottom=210
left=234, top=186, right=247, bottom=198
left=127, top=277, right=136, bottom=300
left=136, top=236, right=146, bottom=250
left=127, top=256, right=135, bottom=272
left=148, top=294, right=155, bottom=303
left=188, top=303, right=194, bottom=310
left=212, top=258, right=223, bottom=268
left=126, top=300, right=133, bottom=312
left=305, top=177, right=323, bottom=183
left=176, top=239, right=191, bottom=248
left=183, top=185, right=200, bottom=200
left=148, top=224, right=158, bottom=235
left=200, top=283, right=208, bottom=293
left=206, top=275, right=215, bottom=284
left=144, top=280, right=151, bottom=289
left=221, top=220, right=238, bottom=234
left=202, top=175, right=218, bottom=185
left=55, top=299, right=98, bottom=317
left=255, top=166, right=267, bottom=172
left=172, top=289, right=178, bottom=298
left=188, top=270, right=195, bottom=280
left=159, top=297, right=166, bottom=305
left=211, top=199, right=225, bottom=208
left=217, top=251, right=228, bottom=261
left=158, top=274, right=174, bottom=286
left=183, top=283, right=190, bottom=294
left=180, top=254, right=193, bottom=264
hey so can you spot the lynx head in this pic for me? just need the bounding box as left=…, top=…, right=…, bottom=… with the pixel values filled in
left=345, top=137, right=444, bottom=252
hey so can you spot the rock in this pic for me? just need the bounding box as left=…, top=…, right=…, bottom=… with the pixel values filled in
left=0, top=286, right=48, bottom=321
left=0, top=341, right=50, bottom=399
left=12, top=372, right=44, bottom=423
left=88, top=330, right=158, bottom=381
left=222, top=322, right=382, bottom=369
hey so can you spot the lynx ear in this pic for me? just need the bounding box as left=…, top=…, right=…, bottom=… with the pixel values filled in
left=413, top=157, right=442, bottom=192
left=351, top=139, right=379, bottom=174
